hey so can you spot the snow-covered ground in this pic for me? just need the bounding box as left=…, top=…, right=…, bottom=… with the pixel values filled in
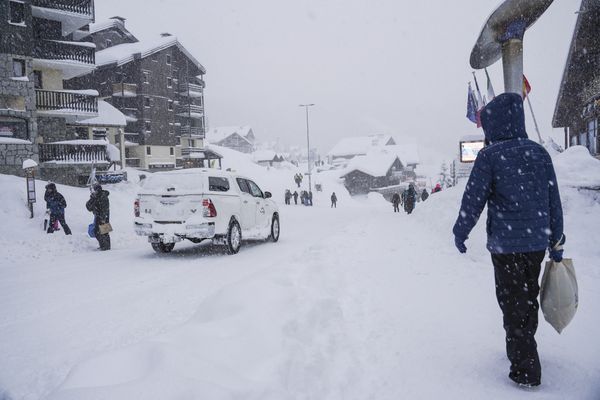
left=0, top=147, right=599, bottom=400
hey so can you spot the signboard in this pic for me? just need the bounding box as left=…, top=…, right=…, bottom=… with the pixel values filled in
left=26, top=176, right=36, bottom=203
left=460, top=140, right=485, bottom=163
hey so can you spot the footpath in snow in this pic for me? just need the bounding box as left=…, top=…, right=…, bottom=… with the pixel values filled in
left=0, top=146, right=599, bottom=400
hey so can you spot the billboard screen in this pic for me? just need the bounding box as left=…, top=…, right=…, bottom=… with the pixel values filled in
left=460, top=140, right=485, bottom=163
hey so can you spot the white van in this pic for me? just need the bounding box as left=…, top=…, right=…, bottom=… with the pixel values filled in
left=134, top=169, right=280, bottom=254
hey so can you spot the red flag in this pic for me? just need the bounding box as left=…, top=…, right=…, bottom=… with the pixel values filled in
left=523, top=75, right=532, bottom=98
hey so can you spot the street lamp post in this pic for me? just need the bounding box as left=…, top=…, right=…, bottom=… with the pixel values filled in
left=299, top=103, right=315, bottom=194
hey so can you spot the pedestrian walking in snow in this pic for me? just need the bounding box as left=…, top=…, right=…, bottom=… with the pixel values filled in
left=392, top=192, right=401, bottom=213
left=44, top=183, right=72, bottom=235
left=294, top=174, right=301, bottom=188
left=285, top=189, right=292, bottom=205
left=308, top=191, right=313, bottom=206
left=403, top=184, right=417, bottom=214
left=293, top=191, right=299, bottom=205
left=452, top=93, right=565, bottom=388
left=331, top=192, right=337, bottom=208
left=86, top=183, right=111, bottom=251
left=421, top=189, right=429, bottom=202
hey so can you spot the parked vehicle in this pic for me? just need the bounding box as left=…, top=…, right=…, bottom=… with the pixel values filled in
left=134, top=169, right=280, bottom=254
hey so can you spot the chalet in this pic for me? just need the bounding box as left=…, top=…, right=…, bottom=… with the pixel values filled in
left=341, top=146, right=419, bottom=196
left=253, top=150, right=285, bottom=167
left=67, top=17, right=208, bottom=170
left=0, top=0, right=107, bottom=185
left=327, top=134, right=396, bottom=167
left=552, top=0, right=599, bottom=157
left=206, top=126, right=255, bottom=154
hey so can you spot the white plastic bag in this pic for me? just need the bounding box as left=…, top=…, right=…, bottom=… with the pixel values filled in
left=540, top=258, right=578, bottom=334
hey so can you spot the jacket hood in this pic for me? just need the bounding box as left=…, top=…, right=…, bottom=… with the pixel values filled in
left=480, top=93, right=528, bottom=144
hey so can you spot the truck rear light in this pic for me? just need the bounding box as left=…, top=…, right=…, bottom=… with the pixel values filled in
left=134, top=198, right=140, bottom=217
left=202, top=199, right=217, bottom=218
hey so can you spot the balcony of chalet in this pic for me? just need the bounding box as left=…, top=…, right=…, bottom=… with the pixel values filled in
left=176, top=104, right=204, bottom=119
left=31, top=0, right=95, bottom=35
left=178, top=81, right=205, bottom=98
left=32, top=40, right=96, bottom=79
left=112, top=83, right=138, bottom=98
left=38, top=141, right=109, bottom=165
left=35, top=89, right=98, bottom=120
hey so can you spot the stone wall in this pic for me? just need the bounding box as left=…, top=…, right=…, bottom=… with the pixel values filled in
left=0, top=143, right=36, bottom=176
left=40, top=164, right=109, bottom=187
left=38, top=117, right=73, bottom=142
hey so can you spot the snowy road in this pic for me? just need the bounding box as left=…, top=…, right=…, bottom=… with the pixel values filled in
left=0, top=173, right=599, bottom=399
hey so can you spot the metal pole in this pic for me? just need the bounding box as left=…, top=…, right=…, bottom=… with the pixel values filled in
left=501, top=39, right=523, bottom=95
left=525, top=94, right=543, bottom=143
left=299, top=104, right=315, bottom=194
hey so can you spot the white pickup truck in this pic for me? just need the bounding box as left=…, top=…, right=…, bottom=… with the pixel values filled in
left=134, top=169, right=280, bottom=254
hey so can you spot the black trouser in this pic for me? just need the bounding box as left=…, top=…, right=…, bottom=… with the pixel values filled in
left=491, top=251, right=545, bottom=385
left=331, top=201, right=336, bottom=208
left=47, top=213, right=72, bottom=235
left=94, top=218, right=111, bottom=250
left=393, top=204, right=399, bottom=212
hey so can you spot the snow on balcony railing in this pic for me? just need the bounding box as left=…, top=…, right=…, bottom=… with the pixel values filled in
left=177, top=125, right=205, bottom=137
left=31, top=0, right=94, bottom=17
left=36, top=89, right=98, bottom=114
left=33, top=39, right=95, bottom=65
left=39, top=142, right=109, bottom=164
left=112, top=83, right=138, bottom=97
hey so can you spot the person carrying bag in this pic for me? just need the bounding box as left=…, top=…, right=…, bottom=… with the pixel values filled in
left=86, top=183, right=111, bottom=251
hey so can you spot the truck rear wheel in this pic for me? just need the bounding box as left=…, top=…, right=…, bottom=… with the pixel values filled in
left=226, top=219, right=242, bottom=254
left=151, top=242, right=175, bottom=253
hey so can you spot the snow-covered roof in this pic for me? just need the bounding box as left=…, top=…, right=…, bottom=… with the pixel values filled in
left=89, top=19, right=120, bottom=34
left=341, top=152, right=401, bottom=178
left=74, top=100, right=127, bottom=127
left=52, top=140, right=108, bottom=146
left=328, top=134, right=395, bottom=158
left=381, top=144, right=420, bottom=166
left=95, top=35, right=206, bottom=74
left=253, top=150, right=284, bottom=162
left=206, top=126, right=253, bottom=145
left=0, top=138, right=32, bottom=145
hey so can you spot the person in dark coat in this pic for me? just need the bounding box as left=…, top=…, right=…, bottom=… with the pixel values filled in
left=44, top=183, right=72, bottom=235
left=421, top=189, right=429, bottom=202
left=293, top=191, right=299, bottom=205
left=391, top=192, right=401, bottom=212
left=308, top=191, right=313, bottom=206
left=330, top=192, right=337, bottom=208
left=452, top=93, right=565, bottom=388
left=403, top=184, right=417, bottom=214
left=284, top=190, right=292, bottom=205
left=86, top=183, right=111, bottom=251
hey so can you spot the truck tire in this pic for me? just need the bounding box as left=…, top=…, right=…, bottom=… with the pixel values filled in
left=151, top=242, right=175, bottom=253
left=226, top=219, right=242, bottom=254
left=270, top=214, right=280, bottom=242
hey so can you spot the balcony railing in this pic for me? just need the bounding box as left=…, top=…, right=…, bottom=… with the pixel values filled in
left=33, top=40, right=95, bottom=65
left=36, top=90, right=98, bottom=114
left=177, top=126, right=205, bottom=137
left=177, top=104, right=204, bottom=117
left=179, top=82, right=205, bottom=96
left=181, top=147, right=204, bottom=157
left=31, top=0, right=94, bottom=17
left=39, top=143, right=108, bottom=164
left=112, top=83, right=138, bottom=97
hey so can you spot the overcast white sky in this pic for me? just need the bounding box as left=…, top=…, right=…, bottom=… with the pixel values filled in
left=96, top=0, right=578, bottom=161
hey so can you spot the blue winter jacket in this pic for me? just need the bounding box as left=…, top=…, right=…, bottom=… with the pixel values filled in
left=453, top=93, right=563, bottom=254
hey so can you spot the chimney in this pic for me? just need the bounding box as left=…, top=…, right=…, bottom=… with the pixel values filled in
left=110, top=16, right=127, bottom=24
left=160, top=32, right=172, bottom=37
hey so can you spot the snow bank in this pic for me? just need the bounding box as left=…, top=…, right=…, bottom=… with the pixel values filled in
left=553, top=146, right=600, bottom=188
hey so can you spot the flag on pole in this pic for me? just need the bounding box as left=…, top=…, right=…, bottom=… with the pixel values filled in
left=523, top=75, right=532, bottom=98
left=466, top=82, right=480, bottom=126
left=485, top=68, right=495, bottom=100
left=472, top=71, right=485, bottom=106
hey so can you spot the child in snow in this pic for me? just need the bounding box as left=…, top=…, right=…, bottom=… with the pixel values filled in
left=44, top=183, right=72, bottom=235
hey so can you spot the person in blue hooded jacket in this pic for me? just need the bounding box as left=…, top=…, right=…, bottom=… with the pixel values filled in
left=44, top=183, right=72, bottom=235
left=452, top=93, right=564, bottom=388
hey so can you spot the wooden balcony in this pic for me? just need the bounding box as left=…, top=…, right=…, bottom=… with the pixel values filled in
left=178, top=82, right=205, bottom=97
left=177, top=104, right=204, bottom=118
left=33, top=40, right=95, bottom=65
left=36, top=89, right=98, bottom=114
left=39, top=143, right=108, bottom=164
left=112, top=83, right=138, bottom=97
left=31, top=0, right=94, bottom=17
left=177, top=125, right=205, bottom=137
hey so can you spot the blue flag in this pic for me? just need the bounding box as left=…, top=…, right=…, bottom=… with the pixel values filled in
left=466, top=83, right=478, bottom=124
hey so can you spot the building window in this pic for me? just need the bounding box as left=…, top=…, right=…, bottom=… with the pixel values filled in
left=166, top=54, right=172, bottom=65
left=588, top=119, right=598, bottom=155
left=142, top=71, right=149, bottom=84
left=170, top=147, right=174, bottom=156
left=167, top=77, right=172, bottom=88
left=168, top=101, right=174, bottom=111
left=93, top=128, right=107, bottom=140
left=9, top=1, right=25, bottom=25
left=144, top=97, right=151, bottom=108
left=33, top=70, right=42, bottom=89
left=145, top=121, right=151, bottom=132
left=146, top=146, right=152, bottom=155
left=12, top=59, right=26, bottom=77
left=0, top=116, right=27, bottom=138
